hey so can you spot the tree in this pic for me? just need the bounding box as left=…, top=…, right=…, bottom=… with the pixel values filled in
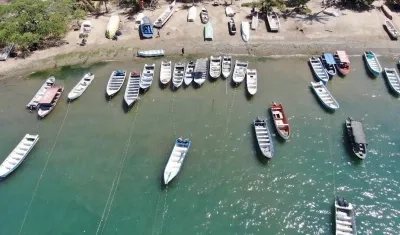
left=0, top=0, right=86, bottom=52
left=339, top=0, right=374, bottom=11
left=259, top=0, right=286, bottom=12
left=285, top=0, right=310, bottom=8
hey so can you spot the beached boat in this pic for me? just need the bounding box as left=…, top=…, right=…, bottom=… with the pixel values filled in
left=163, top=137, right=191, bottom=185
left=363, top=51, right=382, bottom=76
left=345, top=117, right=367, bottom=159
left=184, top=61, right=195, bottom=86
left=188, top=6, right=197, bottom=22
left=228, top=17, right=236, bottom=35
left=0, top=134, right=39, bottom=178
left=241, top=21, right=250, bottom=42
left=160, top=60, right=172, bottom=85
left=251, top=13, right=258, bottom=30
left=222, top=56, right=232, bottom=79
left=68, top=72, right=94, bottom=101
left=140, top=64, right=155, bottom=90
left=335, top=197, right=357, bottom=235
left=310, top=81, right=339, bottom=111
left=26, top=76, right=56, bottom=110
left=267, top=12, right=280, bottom=32
left=106, top=14, right=120, bottom=39
left=194, top=58, right=208, bottom=86
left=334, top=50, right=350, bottom=76
left=124, top=71, right=141, bottom=107
left=140, top=16, right=154, bottom=38
left=270, top=103, right=290, bottom=140
left=246, top=69, right=257, bottom=95
left=137, top=49, right=165, bottom=57
left=153, top=0, right=176, bottom=28
left=37, top=86, right=64, bottom=118
left=209, top=56, right=222, bottom=79
left=172, top=62, right=185, bottom=88
left=106, top=70, right=126, bottom=97
left=253, top=117, right=274, bottom=159
left=200, top=7, right=209, bottom=24
left=321, top=53, right=337, bottom=77
left=225, top=6, right=235, bottom=17
left=384, top=20, right=399, bottom=40
left=79, top=20, right=92, bottom=38
left=309, top=56, right=329, bottom=84
left=204, top=22, right=213, bottom=41
left=232, top=60, right=248, bottom=84
left=383, top=68, right=400, bottom=95
left=0, top=44, right=14, bottom=61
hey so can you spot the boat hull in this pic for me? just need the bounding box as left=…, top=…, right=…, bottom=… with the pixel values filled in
left=345, top=118, right=367, bottom=159
left=363, top=52, right=382, bottom=76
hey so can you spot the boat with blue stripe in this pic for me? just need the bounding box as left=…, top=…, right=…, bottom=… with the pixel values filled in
left=140, top=16, right=154, bottom=39
left=321, top=53, right=336, bottom=78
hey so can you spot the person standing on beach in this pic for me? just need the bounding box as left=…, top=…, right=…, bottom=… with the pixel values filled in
left=182, top=47, right=185, bottom=55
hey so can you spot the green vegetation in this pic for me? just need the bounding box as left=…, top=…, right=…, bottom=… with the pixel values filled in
left=0, top=0, right=85, bottom=55
left=338, top=0, right=374, bottom=11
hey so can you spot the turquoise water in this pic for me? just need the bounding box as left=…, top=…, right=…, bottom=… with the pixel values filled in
left=0, top=56, right=399, bottom=235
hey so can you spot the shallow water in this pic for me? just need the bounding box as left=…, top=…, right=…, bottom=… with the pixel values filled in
left=0, top=55, right=399, bottom=235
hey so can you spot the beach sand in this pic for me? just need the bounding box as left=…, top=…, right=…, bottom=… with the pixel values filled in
left=0, top=0, right=399, bottom=79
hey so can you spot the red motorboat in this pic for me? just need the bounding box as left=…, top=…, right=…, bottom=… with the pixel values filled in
left=270, top=102, right=291, bottom=140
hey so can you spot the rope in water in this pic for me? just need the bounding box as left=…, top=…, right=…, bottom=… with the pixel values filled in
left=96, top=101, right=141, bottom=235
left=18, top=101, right=71, bottom=235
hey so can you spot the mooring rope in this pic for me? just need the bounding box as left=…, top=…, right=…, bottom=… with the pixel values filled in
left=325, top=116, right=337, bottom=198
left=18, top=101, right=71, bottom=235
left=95, top=101, right=141, bottom=235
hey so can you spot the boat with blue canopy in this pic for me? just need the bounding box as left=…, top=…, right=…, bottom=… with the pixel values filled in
left=140, top=16, right=154, bottom=39
left=321, top=53, right=336, bottom=77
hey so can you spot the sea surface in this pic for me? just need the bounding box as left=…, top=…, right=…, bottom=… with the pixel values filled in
left=0, top=55, right=399, bottom=235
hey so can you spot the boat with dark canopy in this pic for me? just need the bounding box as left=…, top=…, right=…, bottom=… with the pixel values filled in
left=345, top=117, right=367, bottom=159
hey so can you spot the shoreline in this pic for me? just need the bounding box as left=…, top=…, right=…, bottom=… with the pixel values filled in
left=1, top=38, right=400, bottom=80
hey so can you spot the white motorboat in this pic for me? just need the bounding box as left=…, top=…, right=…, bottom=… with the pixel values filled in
left=153, top=0, right=176, bottom=28
left=0, top=134, right=39, bottom=178
left=106, top=70, right=127, bottom=97
left=267, top=11, right=280, bottom=32
left=26, top=76, right=55, bottom=110
left=160, top=60, right=172, bottom=85
left=335, top=197, right=357, bottom=235
left=251, top=13, right=258, bottom=30
left=184, top=61, right=195, bottom=86
left=310, top=81, right=339, bottom=111
left=241, top=21, right=250, bottom=42
left=163, top=138, right=191, bottom=185
left=232, top=60, right=248, bottom=84
left=194, top=58, right=208, bottom=86
left=137, top=49, right=165, bottom=57
left=209, top=56, right=222, bottom=79
left=124, top=71, right=141, bottom=107
left=200, top=7, right=209, bottom=24
left=225, top=6, right=235, bottom=17
left=172, top=62, right=185, bottom=88
left=384, top=68, right=400, bottom=95
left=67, top=72, right=94, bottom=101
left=221, top=56, right=232, bottom=79
left=37, top=86, right=64, bottom=118
left=188, top=6, right=197, bottom=22
left=140, top=64, right=155, bottom=90
left=246, top=69, right=257, bottom=95
left=253, top=117, right=274, bottom=159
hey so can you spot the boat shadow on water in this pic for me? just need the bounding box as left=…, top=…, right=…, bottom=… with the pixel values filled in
left=342, top=124, right=363, bottom=165
left=230, top=79, right=240, bottom=89
left=158, top=79, right=168, bottom=90
left=121, top=99, right=136, bottom=113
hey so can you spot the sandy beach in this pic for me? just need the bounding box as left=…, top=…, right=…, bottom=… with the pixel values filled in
left=1, top=0, right=400, bottom=79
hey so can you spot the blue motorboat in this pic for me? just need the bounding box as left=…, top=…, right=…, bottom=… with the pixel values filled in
left=140, top=16, right=154, bottom=39
left=321, top=53, right=336, bottom=78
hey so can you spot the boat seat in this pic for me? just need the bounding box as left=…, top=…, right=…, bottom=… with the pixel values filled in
left=336, top=220, right=352, bottom=226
